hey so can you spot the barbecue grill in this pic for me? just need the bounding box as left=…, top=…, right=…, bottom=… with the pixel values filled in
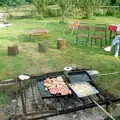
left=30, top=69, right=119, bottom=119
left=37, top=70, right=98, bottom=98
left=11, top=69, right=120, bottom=120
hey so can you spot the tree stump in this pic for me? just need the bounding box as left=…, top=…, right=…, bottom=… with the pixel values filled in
left=38, top=40, right=49, bottom=52
left=8, top=45, right=19, bottom=56
left=57, top=38, right=66, bottom=49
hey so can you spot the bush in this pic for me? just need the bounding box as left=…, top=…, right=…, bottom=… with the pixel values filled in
left=48, top=0, right=57, bottom=5
left=0, top=0, right=26, bottom=6
left=94, top=9, right=105, bottom=16
left=116, top=14, right=120, bottom=18
left=46, top=5, right=61, bottom=17
left=105, top=8, right=114, bottom=16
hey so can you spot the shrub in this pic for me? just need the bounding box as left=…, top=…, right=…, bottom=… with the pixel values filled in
left=94, top=9, right=104, bottom=16
left=0, top=0, right=26, bottom=6
left=73, top=0, right=109, bottom=19
left=105, top=8, right=114, bottom=16
left=47, top=5, right=61, bottom=17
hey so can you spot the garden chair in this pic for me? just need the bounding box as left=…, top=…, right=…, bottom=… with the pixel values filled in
left=76, top=22, right=90, bottom=46
left=90, top=24, right=107, bottom=48
left=63, top=21, right=79, bottom=35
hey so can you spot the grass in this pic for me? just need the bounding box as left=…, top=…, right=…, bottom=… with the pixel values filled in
left=0, top=16, right=120, bottom=102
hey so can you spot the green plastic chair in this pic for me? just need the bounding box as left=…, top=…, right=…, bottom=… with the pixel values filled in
left=76, top=22, right=90, bottom=46
left=90, top=24, right=107, bottom=48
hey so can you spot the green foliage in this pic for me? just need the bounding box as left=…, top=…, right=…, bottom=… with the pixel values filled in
left=110, top=0, right=120, bottom=5
left=105, top=8, right=114, bottom=16
left=47, top=5, right=61, bottom=17
left=32, top=0, right=48, bottom=19
left=0, top=0, right=26, bottom=6
left=48, top=0, right=57, bottom=5
left=25, top=0, right=32, bottom=3
left=73, top=0, right=109, bottom=19
left=116, top=0, right=120, bottom=5
left=110, top=0, right=116, bottom=5
left=57, top=0, right=72, bottom=22
left=57, top=0, right=66, bottom=21
left=94, top=9, right=105, bottom=16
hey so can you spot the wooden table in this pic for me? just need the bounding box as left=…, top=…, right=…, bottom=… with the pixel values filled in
left=25, top=30, right=48, bottom=36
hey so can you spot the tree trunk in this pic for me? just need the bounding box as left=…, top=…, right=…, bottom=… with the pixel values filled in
left=57, top=38, right=66, bottom=50
left=60, top=10, right=65, bottom=23
left=38, top=40, right=49, bottom=52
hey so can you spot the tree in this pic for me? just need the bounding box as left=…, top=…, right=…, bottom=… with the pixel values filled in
left=110, top=0, right=116, bottom=5
left=25, top=0, right=32, bottom=3
left=57, top=0, right=72, bottom=22
left=73, top=0, right=109, bottom=19
left=116, top=0, right=120, bottom=5
left=0, top=0, right=26, bottom=6
left=32, top=0, right=48, bottom=19
left=48, top=0, right=57, bottom=5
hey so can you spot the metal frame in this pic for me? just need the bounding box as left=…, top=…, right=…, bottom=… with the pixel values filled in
left=5, top=69, right=120, bottom=120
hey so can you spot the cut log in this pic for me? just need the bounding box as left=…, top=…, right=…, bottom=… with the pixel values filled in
left=8, top=45, right=19, bottom=56
left=38, top=40, right=49, bottom=52
left=57, top=38, right=66, bottom=49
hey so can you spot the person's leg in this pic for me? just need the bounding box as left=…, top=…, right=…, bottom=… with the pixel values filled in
left=114, top=43, right=120, bottom=57
left=106, top=37, right=117, bottom=52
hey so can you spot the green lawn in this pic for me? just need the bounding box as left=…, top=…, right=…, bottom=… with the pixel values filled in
left=0, top=16, right=120, bottom=97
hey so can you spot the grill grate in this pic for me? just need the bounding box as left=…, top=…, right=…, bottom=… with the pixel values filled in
left=36, top=70, right=118, bottom=114
left=12, top=69, right=120, bottom=120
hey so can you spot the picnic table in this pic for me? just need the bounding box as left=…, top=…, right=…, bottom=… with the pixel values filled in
left=25, top=29, right=48, bottom=36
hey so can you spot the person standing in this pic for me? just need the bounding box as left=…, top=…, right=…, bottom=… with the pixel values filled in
left=104, top=25, right=120, bottom=57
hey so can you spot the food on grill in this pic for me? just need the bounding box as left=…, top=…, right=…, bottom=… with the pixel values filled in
left=70, top=82, right=99, bottom=97
left=44, top=76, right=72, bottom=96
left=71, top=84, right=92, bottom=94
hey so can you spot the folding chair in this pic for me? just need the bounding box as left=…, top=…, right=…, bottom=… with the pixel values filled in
left=65, top=21, right=79, bottom=35
left=75, top=23, right=90, bottom=46
left=91, top=24, right=107, bottom=48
